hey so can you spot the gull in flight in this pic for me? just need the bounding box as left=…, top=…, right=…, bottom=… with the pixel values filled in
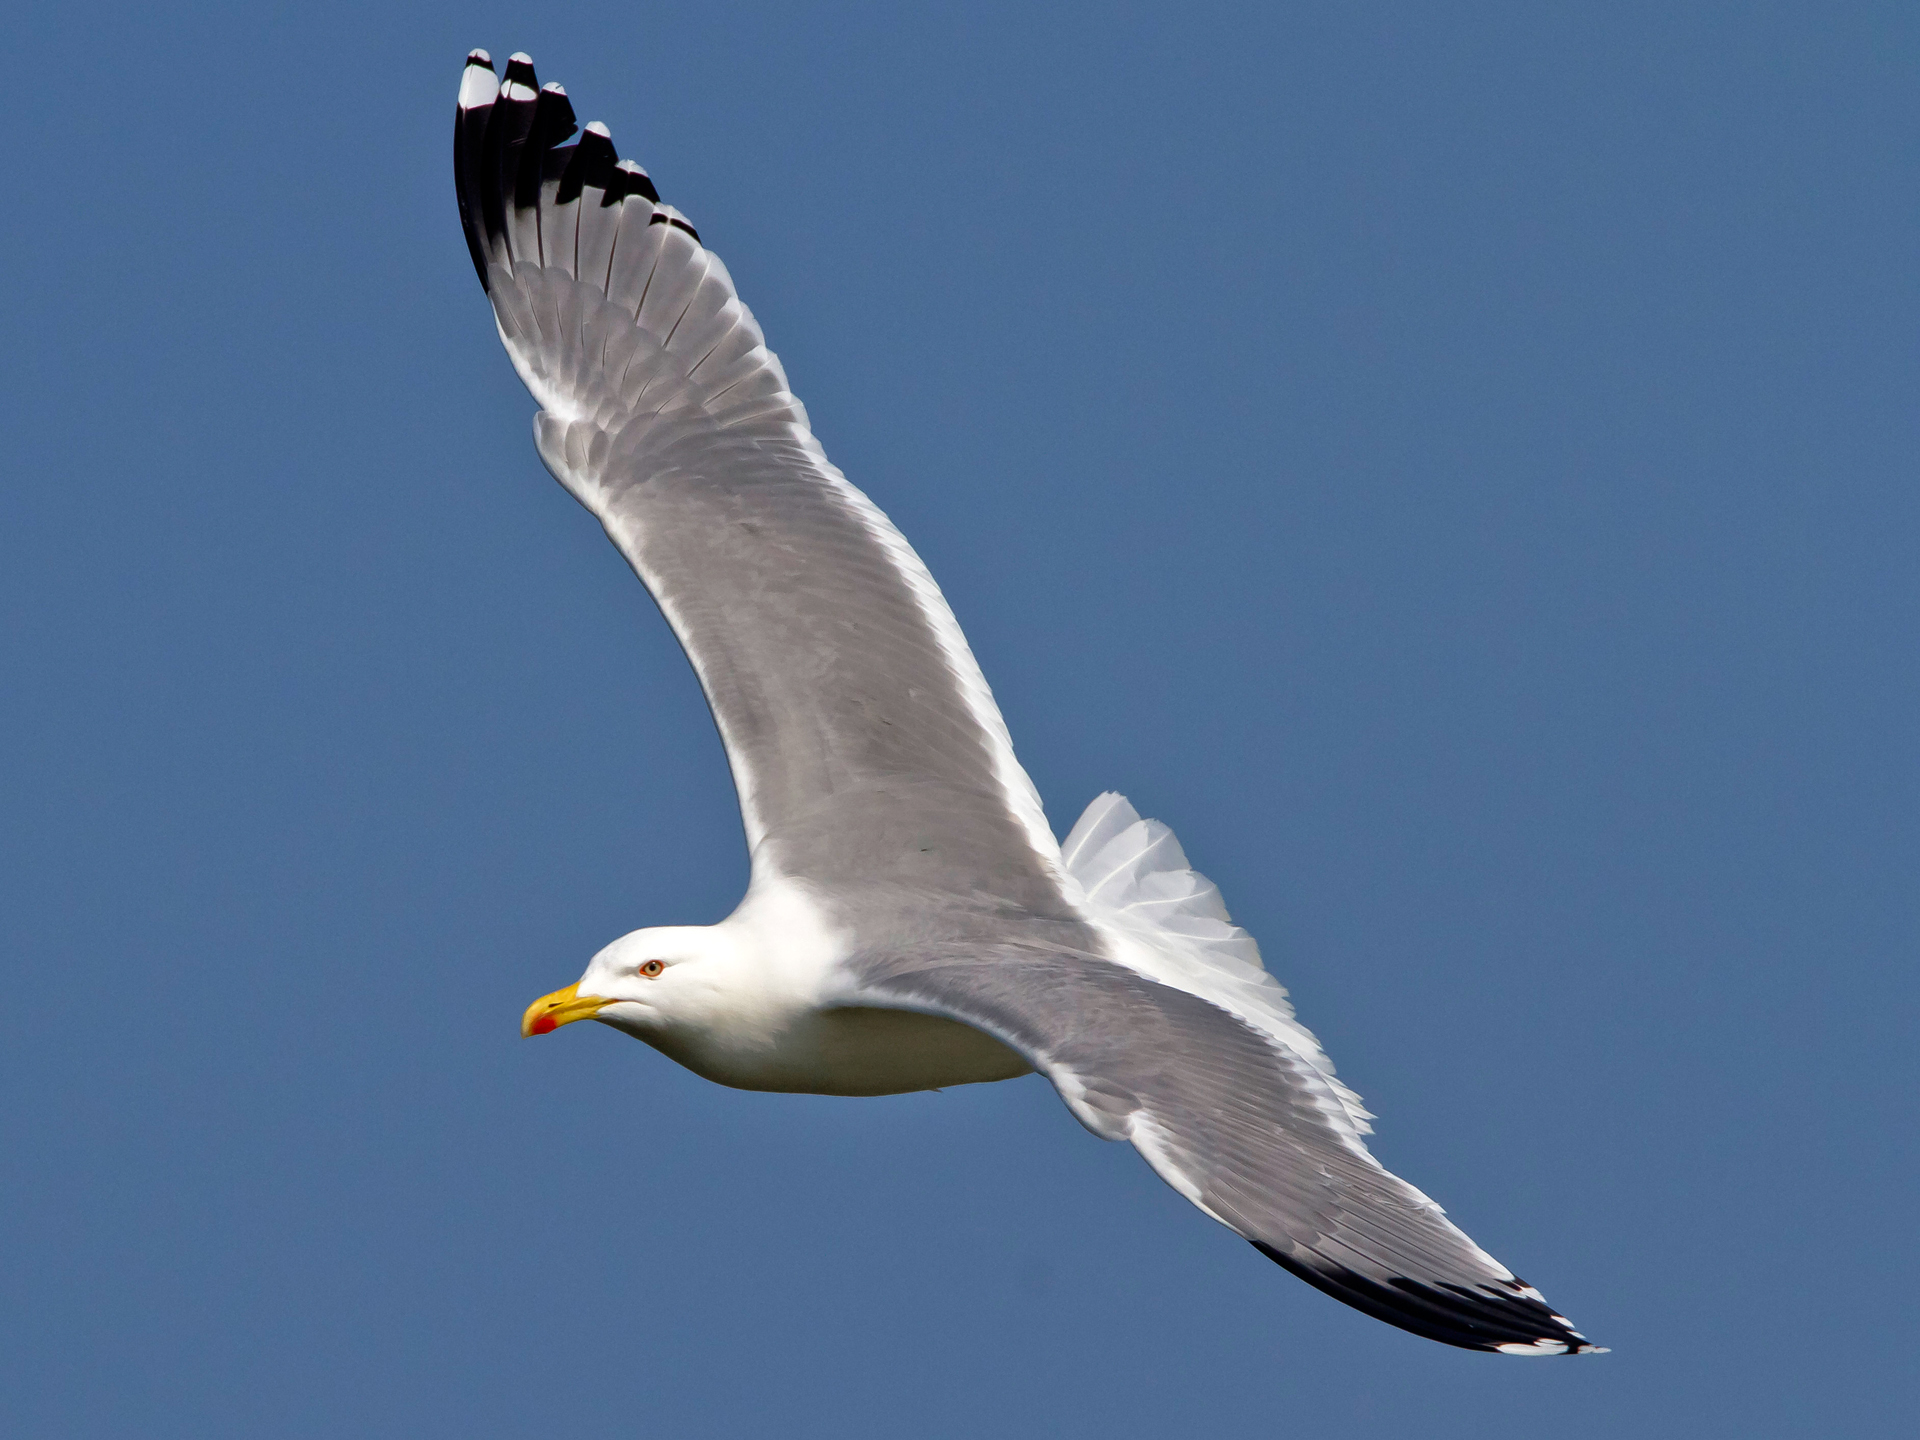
left=455, top=48, right=1602, bottom=1355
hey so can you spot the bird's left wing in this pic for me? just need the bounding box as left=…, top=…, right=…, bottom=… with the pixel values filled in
left=847, top=946, right=1603, bottom=1355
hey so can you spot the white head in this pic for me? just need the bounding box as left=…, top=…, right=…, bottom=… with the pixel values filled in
left=520, top=925, right=734, bottom=1039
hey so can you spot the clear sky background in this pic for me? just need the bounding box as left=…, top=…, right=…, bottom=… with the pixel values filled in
left=4, top=3, right=1914, bottom=1436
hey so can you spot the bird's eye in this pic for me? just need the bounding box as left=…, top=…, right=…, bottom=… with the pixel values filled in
left=638, top=960, right=665, bottom=978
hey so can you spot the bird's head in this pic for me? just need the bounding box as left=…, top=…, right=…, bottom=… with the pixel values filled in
left=520, top=925, right=725, bottom=1038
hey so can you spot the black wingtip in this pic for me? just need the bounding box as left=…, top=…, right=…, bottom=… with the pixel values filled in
left=609, top=158, right=661, bottom=205
left=501, top=52, right=538, bottom=100
left=538, top=82, right=579, bottom=143
left=514, top=82, right=579, bottom=212
left=454, top=52, right=503, bottom=289
left=557, top=122, right=619, bottom=206
left=457, top=48, right=700, bottom=288
left=1252, top=1242, right=1603, bottom=1355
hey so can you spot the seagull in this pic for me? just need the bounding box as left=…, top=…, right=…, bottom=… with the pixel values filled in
left=454, top=47, right=1601, bottom=1356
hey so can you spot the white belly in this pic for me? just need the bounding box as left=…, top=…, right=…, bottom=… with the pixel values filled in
left=604, top=1005, right=1033, bottom=1096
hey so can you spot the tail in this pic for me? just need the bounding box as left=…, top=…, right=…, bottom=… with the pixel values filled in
left=1062, top=792, right=1374, bottom=1137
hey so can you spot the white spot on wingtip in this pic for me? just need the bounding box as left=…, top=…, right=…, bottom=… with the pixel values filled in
left=541, top=81, right=567, bottom=95
left=502, top=81, right=537, bottom=101
left=466, top=49, right=491, bottom=65
left=509, top=52, right=533, bottom=64
left=458, top=65, right=500, bottom=109
left=1495, top=1340, right=1571, bottom=1356
left=586, top=121, right=611, bottom=136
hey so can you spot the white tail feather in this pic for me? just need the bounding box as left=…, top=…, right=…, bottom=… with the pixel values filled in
left=1062, top=793, right=1375, bottom=1139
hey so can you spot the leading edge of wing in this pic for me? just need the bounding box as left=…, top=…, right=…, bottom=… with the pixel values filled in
left=848, top=946, right=1604, bottom=1355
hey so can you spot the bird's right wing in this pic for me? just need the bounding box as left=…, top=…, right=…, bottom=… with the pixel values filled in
left=454, top=50, right=1069, bottom=913
left=848, top=946, right=1603, bottom=1355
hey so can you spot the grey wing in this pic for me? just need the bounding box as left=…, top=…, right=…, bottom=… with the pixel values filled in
left=849, top=947, right=1603, bottom=1355
left=454, top=51, right=1067, bottom=912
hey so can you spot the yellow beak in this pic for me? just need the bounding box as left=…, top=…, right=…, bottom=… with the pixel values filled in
left=521, top=982, right=612, bottom=1037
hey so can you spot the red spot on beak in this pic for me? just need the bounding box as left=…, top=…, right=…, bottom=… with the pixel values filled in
left=529, top=1014, right=558, bottom=1035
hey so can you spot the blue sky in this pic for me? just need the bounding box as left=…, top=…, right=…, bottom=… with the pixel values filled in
left=4, top=3, right=1914, bottom=1436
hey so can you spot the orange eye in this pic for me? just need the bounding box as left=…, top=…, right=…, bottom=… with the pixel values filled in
left=639, top=960, right=665, bottom=978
